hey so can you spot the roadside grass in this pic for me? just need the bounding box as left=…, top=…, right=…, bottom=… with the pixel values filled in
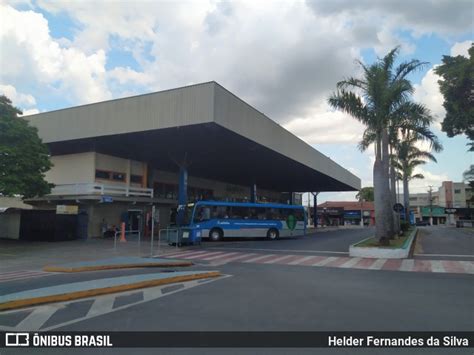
left=355, top=227, right=414, bottom=248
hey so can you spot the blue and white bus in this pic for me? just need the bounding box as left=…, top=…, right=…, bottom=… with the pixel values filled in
left=183, top=200, right=306, bottom=241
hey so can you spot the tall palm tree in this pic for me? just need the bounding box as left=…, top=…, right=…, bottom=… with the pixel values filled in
left=394, top=131, right=442, bottom=222
left=329, top=47, right=427, bottom=245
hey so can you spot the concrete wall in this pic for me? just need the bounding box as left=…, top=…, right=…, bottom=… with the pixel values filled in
left=0, top=197, right=32, bottom=209
left=46, top=152, right=95, bottom=184
left=0, top=213, right=21, bottom=239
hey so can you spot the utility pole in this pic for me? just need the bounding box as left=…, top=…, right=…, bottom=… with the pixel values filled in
left=428, top=185, right=433, bottom=226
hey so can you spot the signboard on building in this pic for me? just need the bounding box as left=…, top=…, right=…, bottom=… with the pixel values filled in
left=445, top=208, right=457, bottom=214
left=56, top=205, right=79, bottom=215
left=101, top=196, right=113, bottom=203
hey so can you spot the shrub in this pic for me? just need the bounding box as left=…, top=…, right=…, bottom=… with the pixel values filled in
left=400, top=221, right=410, bottom=232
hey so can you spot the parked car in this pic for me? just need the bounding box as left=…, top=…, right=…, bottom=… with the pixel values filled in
left=415, top=220, right=429, bottom=226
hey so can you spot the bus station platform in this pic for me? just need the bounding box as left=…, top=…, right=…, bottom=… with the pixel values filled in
left=0, top=270, right=220, bottom=311
left=43, top=256, right=193, bottom=272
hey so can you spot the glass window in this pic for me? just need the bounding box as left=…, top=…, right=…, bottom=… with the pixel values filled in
left=130, top=175, right=143, bottom=184
left=194, top=205, right=211, bottom=222
left=95, top=170, right=110, bottom=179
left=454, top=189, right=461, bottom=194
left=112, top=172, right=126, bottom=182
left=230, top=206, right=249, bottom=219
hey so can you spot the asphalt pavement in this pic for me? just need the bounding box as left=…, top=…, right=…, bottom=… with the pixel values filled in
left=1, top=226, right=472, bottom=355
left=415, top=226, right=474, bottom=260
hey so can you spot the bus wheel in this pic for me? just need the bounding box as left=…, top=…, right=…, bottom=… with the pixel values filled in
left=267, top=228, right=279, bottom=240
left=209, top=228, right=223, bottom=241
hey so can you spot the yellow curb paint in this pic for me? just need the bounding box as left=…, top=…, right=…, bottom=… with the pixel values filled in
left=0, top=271, right=220, bottom=311
left=43, top=261, right=193, bottom=273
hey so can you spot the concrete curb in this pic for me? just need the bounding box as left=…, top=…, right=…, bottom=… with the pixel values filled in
left=349, top=228, right=418, bottom=259
left=43, top=257, right=193, bottom=273
left=0, top=271, right=220, bottom=311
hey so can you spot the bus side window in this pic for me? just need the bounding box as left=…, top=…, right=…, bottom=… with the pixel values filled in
left=257, top=207, right=266, bottom=220
left=294, top=209, right=304, bottom=221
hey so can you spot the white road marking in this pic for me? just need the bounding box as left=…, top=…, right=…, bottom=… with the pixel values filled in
left=200, top=252, right=237, bottom=261
left=209, top=253, right=257, bottom=266
left=86, top=295, right=116, bottom=317
left=181, top=251, right=225, bottom=259
left=160, top=250, right=210, bottom=258
left=459, top=261, right=474, bottom=274
left=0, top=275, right=232, bottom=331
left=400, top=259, right=415, bottom=272
left=262, top=255, right=296, bottom=264
left=311, top=257, right=337, bottom=267
left=242, top=254, right=277, bottom=263
left=207, top=247, right=349, bottom=254
left=339, top=258, right=361, bottom=268
left=369, top=259, right=388, bottom=270
left=430, top=260, right=446, bottom=273
left=14, top=305, right=58, bottom=330
left=414, top=253, right=474, bottom=258
left=287, top=256, right=316, bottom=265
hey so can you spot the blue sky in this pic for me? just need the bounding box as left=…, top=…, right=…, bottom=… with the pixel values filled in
left=0, top=0, right=472, bottom=204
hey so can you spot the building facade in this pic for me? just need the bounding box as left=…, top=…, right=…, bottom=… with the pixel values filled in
left=25, top=82, right=360, bottom=238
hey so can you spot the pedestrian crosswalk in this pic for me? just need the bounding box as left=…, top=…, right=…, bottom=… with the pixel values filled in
left=0, top=270, right=53, bottom=283
left=162, top=250, right=474, bottom=275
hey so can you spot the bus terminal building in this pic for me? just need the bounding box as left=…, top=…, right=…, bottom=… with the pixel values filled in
left=25, top=82, right=360, bottom=238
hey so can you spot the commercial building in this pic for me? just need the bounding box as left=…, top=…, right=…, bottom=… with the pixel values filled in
left=398, top=181, right=473, bottom=225
left=315, top=201, right=375, bottom=226
left=24, top=82, right=360, bottom=238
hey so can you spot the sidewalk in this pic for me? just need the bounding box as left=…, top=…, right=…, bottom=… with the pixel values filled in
left=0, top=237, right=184, bottom=272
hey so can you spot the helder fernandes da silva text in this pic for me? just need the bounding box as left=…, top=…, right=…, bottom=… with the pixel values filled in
left=328, top=335, right=469, bottom=347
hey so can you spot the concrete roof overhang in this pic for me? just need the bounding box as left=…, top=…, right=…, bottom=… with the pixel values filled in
left=27, top=82, right=361, bottom=193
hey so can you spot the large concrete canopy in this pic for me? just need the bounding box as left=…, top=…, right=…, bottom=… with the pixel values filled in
left=27, top=82, right=360, bottom=192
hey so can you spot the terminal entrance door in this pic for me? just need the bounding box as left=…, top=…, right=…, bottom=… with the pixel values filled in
left=127, top=209, right=143, bottom=232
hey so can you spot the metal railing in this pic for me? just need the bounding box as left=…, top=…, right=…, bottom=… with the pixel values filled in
left=150, top=228, right=182, bottom=256
left=50, top=183, right=153, bottom=198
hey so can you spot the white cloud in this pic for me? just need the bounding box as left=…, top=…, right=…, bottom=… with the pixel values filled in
left=283, top=102, right=366, bottom=144
left=20, top=108, right=40, bottom=116
left=0, top=84, right=36, bottom=106
left=413, top=68, right=445, bottom=129
left=409, top=167, right=449, bottom=194
left=0, top=4, right=111, bottom=105
left=450, top=40, right=471, bottom=57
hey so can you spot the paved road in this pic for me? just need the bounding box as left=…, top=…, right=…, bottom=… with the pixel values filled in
left=415, top=226, right=474, bottom=260
left=3, top=263, right=472, bottom=355
left=202, top=227, right=374, bottom=255
left=1, top=227, right=472, bottom=355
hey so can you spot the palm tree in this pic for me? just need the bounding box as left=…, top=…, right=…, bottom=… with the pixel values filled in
left=329, top=47, right=427, bottom=245
left=394, top=131, right=442, bottom=222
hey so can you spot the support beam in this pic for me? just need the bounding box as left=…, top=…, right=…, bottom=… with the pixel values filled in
left=312, top=192, right=319, bottom=229
left=177, top=166, right=188, bottom=225
left=250, top=183, right=257, bottom=203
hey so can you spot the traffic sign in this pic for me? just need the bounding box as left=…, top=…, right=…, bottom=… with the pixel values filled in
left=393, top=203, right=404, bottom=213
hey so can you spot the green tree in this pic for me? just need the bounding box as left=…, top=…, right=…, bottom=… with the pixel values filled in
left=394, top=132, right=441, bottom=221
left=356, top=187, right=374, bottom=202
left=0, top=95, right=52, bottom=198
left=361, top=102, right=441, bottom=233
left=434, top=44, right=474, bottom=151
left=329, top=47, right=426, bottom=245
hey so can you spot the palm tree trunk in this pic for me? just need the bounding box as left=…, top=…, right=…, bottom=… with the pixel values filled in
left=390, top=146, right=399, bottom=236
left=403, top=175, right=410, bottom=223
left=382, top=128, right=394, bottom=240
left=374, top=135, right=390, bottom=245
